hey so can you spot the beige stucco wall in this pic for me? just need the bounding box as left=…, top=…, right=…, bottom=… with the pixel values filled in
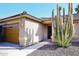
left=19, top=19, right=26, bottom=46
left=72, top=23, right=79, bottom=42
left=19, top=18, right=47, bottom=46
left=25, top=18, right=44, bottom=45
left=43, top=25, right=48, bottom=40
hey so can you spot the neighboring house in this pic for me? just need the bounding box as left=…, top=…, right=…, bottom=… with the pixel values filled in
left=0, top=11, right=79, bottom=47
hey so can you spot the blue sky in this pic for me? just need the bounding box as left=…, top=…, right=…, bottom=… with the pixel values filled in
left=0, top=3, right=78, bottom=19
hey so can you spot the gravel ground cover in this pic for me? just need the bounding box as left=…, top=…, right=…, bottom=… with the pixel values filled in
left=27, top=42, right=79, bottom=56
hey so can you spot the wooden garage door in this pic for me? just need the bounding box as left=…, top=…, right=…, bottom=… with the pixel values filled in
left=4, top=27, right=19, bottom=44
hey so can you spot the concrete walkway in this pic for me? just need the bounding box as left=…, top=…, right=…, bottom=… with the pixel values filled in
left=0, top=42, right=49, bottom=56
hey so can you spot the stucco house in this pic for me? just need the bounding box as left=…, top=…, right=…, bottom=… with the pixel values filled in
left=0, top=11, right=79, bottom=47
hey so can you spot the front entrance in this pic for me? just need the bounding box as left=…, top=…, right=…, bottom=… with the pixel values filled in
left=48, top=26, right=52, bottom=39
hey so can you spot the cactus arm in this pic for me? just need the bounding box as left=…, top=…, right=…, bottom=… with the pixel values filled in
left=53, top=3, right=74, bottom=47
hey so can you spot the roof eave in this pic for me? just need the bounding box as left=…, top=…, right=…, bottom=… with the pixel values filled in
left=0, top=13, right=42, bottom=23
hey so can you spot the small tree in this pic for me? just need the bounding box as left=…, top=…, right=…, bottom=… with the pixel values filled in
left=52, top=3, right=74, bottom=48
left=75, top=4, right=79, bottom=13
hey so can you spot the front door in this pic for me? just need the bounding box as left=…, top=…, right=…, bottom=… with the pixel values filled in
left=48, top=26, right=52, bottom=39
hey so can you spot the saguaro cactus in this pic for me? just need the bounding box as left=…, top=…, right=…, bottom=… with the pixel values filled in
left=52, top=3, right=74, bottom=47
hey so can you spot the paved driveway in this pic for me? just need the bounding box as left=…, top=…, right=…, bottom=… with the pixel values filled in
left=0, top=42, right=49, bottom=56
left=0, top=42, right=21, bottom=49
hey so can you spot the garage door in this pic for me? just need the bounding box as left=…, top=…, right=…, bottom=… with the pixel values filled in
left=4, top=27, right=19, bottom=44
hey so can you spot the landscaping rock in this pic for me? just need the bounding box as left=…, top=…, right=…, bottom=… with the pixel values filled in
left=27, top=44, right=79, bottom=56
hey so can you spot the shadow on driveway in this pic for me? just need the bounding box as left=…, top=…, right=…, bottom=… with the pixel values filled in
left=0, top=42, right=24, bottom=50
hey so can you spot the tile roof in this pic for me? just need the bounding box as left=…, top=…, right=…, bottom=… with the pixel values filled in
left=41, top=13, right=79, bottom=21
left=0, top=12, right=79, bottom=23
left=0, top=11, right=42, bottom=22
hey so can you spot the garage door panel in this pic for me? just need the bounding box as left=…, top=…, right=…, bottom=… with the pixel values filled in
left=5, top=28, right=19, bottom=44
